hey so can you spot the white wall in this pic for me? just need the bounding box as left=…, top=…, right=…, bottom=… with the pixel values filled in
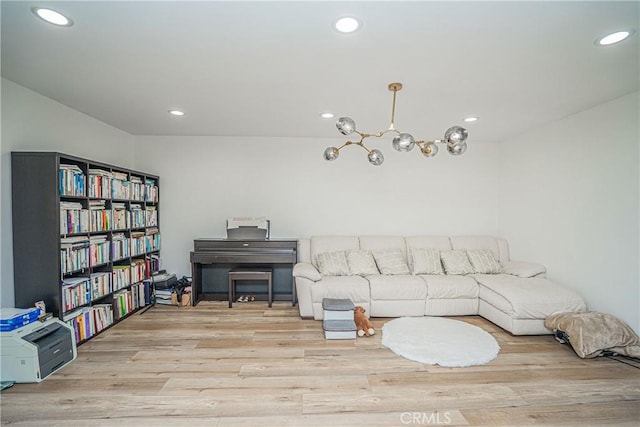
left=4, top=78, right=637, bottom=336
left=498, top=91, right=640, bottom=333
left=0, top=78, right=135, bottom=307
left=133, top=135, right=501, bottom=277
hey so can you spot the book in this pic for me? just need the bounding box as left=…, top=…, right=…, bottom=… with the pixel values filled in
left=323, top=319, right=357, bottom=340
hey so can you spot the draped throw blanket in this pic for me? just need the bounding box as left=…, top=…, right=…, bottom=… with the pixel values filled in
left=544, top=311, right=640, bottom=359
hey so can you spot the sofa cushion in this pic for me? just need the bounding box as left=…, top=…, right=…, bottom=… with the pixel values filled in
left=467, top=249, right=503, bottom=274
left=368, top=275, right=427, bottom=300
left=450, top=236, right=502, bottom=263
left=315, top=251, right=350, bottom=276
left=422, top=275, right=479, bottom=299
left=410, top=248, right=444, bottom=275
left=441, top=250, right=474, bottom=275
left=310, top=276, right=371, bottom=304
left=474, top=274, right=586, bottom=319
left=347, top=250, right=379, bottom=276
left=373, top=249, right=410, bottom=275
left=310, top=236, right=360, bottom=268
left=502, top=261, right=546, bottom=278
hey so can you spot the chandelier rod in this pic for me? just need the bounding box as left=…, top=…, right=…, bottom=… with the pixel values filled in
left=388, top=82, right=402, bottom=130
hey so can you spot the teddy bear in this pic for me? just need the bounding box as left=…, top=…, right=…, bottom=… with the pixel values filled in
left=354, top=306, right=375, bottom=337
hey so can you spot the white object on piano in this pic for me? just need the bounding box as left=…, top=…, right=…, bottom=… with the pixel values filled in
left=227, top=217, right=269, bottom=229
left=226, top=217, right=270, bottom=240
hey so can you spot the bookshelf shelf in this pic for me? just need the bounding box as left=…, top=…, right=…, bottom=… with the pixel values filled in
left=11, top=151, right=161, bottom=346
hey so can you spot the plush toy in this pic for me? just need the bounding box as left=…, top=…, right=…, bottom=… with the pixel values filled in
left=354, top=306, right=375, bottom=337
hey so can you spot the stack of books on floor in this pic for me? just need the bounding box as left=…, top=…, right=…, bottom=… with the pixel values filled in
left=322, top=298, right=356, bottom=339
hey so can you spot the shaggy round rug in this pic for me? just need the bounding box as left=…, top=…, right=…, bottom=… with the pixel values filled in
left=381, top=317, right=500, bottom=367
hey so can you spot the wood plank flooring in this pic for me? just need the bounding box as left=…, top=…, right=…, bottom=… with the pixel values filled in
left=1, top=301, right=639, bottom=426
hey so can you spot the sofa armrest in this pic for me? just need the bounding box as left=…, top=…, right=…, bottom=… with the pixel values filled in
left=502, top=261, right=547, bottom=278
left=293, top=262, right=322, bottom=282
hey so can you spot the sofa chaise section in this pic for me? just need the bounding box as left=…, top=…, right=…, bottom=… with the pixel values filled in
left=475, top=274, right=587, bottom=335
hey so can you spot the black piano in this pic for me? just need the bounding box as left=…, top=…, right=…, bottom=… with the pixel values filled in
left=190, top=238, right=298, bottom=306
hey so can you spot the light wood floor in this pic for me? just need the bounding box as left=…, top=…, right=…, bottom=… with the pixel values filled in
left=1, top=301, right=639, bottom=426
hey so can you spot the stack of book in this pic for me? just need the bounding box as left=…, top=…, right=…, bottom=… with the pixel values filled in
left=322, top=298, right=356, bottom=339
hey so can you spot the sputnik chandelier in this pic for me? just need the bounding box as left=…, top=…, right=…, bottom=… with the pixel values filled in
left=323, top=83, right=469, bottom=166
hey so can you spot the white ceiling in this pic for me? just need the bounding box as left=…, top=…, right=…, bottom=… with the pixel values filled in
left=2, top=1, right=638, bottom=143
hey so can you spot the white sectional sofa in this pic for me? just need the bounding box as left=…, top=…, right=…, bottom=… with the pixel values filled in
left=293, top=236, right=587, bottom=335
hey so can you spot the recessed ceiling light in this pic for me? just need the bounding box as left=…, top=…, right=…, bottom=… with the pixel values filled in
left=335, top=17, right=360, bottom=33
left=463, top=117, right=478, bottom=123
left=596, top=30, right=635, bottom=46
left=32, top=7, right=73, bottom=27
left=168, top=110, right=185, bottom=116
left=321, top=113, right=335, bottom=119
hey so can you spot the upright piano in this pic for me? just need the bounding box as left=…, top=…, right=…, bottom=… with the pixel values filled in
left=190, top=238, right=298, bottom=306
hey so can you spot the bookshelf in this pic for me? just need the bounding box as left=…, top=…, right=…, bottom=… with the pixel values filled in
left=11, top=152, right=161, bottom=345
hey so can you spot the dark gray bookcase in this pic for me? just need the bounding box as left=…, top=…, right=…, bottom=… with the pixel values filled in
left=11, top=151, right=160, bottom=343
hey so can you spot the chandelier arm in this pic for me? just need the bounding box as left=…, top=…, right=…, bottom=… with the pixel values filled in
left=357, top=143, right=372, bottom=153
left=378, top=128, right=399, bottom=137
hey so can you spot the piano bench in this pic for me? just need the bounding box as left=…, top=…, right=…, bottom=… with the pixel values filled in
left=228, top=268, right=273, bottom=308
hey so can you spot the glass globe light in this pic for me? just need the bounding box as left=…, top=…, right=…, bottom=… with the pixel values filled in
left=447, top=142, right=467, bottom=156
left=444, top=126, right=468, bottom=146
left=368, top=149, right=384, bottom=166
left=336, top=117, right=356, bottom=135
left=323, top=147, right=340, bottom=161
left=421, top=141, right=439, bottom=157
left=392, top=133, right=415, bottom=152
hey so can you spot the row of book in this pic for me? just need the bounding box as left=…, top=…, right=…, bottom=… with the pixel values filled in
left=63, top=304, right=113, bottom=344
left=60, top=203, right=157, bottom=235
left=112, top=204, right=130, bottom=230
left=63, top=279, right=154, bottom=344
left=60, top=201, right=89, bottom=234
left=113, top=281, right=150, bottom=320
left=89, top=235, right=110, bottom=266
left=60, top=164, right=86, bottom=197
left=130, top=229, right=161, bottom=257
left=61, top=259, right=149, bottom=313
left=59, top=165, right=159, bottom=203
left=112, top=265, right=132, bottom=292
left=88, top=169, right=112, bottom=199
left=111, top=233, right=130, bottom=260
left=61, top=272, right=110, bottom=312
left=61, top=233, right=160, bottom=274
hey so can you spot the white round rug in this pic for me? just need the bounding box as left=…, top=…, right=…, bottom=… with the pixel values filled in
left=381, top=317, right=500, bottom=367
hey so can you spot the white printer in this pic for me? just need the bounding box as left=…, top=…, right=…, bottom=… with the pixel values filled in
left=226, top=217, right=270, bottom=240
left=1, top=316, right=77, bottom=383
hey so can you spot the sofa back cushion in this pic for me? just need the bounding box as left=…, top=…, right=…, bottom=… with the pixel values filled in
left=450, top=236, right=505, bottom=263
left=405, top=236, right=452, bottom=251
left=372, top=249, right=410, bottom=275
left=315, top=251, right=351, bottom=276
left=405, top=236, right=452, bottom=268
left=310, top=236, right=360, bottom=268
left=298, top=238, right=311, bottom=263
left=467, top=249, right=503, bottom=274
left=410, top=248, right=444, bottom=275
left=359, top=236, right=407, bottom=256
left=347, top=250, right=380, bottom=276
left=441, top=250, right=474, bottom=275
